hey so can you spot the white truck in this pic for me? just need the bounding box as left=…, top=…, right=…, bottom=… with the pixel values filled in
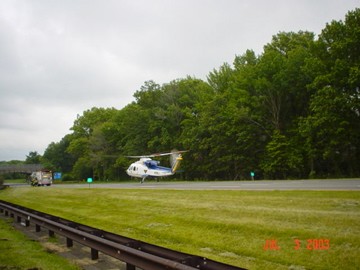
left=30, top=170, right=53, bottom=186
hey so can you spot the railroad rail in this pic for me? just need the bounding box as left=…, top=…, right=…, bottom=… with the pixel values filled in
left=0, top=200, right=246, bottom=270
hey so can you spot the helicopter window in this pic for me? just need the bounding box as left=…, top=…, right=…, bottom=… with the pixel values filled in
left=145, top=160, right=159, bottom=169
left=133, top=166, right=137, bottom=171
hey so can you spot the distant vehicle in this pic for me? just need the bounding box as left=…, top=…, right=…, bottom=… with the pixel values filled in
left=29, top=170, right=53, bottom=186
left=126, top=150, right=187, bottom=183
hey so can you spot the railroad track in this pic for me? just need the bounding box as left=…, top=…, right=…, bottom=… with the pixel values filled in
left=0, top=200, right=246, bottom=270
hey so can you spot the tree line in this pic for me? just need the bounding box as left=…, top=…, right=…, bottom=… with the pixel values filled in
left=9, top=9, right=360, bottom=180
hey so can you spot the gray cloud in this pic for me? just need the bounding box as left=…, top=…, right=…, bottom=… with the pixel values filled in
left=0, top=0, right=359, bottom=160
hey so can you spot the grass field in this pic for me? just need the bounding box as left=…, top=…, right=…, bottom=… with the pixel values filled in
left=0, top=186, right=359, bottom=270
left=0, top=216, right=81, bottom=270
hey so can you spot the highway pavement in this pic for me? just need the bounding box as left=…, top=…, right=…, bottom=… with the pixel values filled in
left=47, top=179, right=360, bottom=190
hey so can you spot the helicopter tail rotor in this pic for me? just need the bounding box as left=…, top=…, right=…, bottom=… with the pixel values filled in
left=170, top=150, right=183, bottom=173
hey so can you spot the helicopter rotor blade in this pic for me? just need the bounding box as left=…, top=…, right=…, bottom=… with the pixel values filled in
left=126, top=150, right=188, bottom=159
left=125, top=155, right=151, bottom=158
left=148, top=150, right=188, bottom=157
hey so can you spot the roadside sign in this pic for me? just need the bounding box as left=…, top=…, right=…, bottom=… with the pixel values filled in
left=53, top=172, right=62, bottom=180
left=87, top=177, right=93, bottom=188
left=250, top=171, right=255, bottom=180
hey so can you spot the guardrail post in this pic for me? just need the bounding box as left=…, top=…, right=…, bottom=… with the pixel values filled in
left=36, top=224, right=41, bottom=232
left=126, top=263, right=136, bottom=270
left=91, top=248, right=99, bottom=260
left=66, top=238, right=73, bottom=247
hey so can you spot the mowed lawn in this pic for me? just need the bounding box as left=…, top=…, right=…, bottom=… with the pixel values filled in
left=0, top=187, right=359, bottom=270
left=0, top=215, right=80, bottom=270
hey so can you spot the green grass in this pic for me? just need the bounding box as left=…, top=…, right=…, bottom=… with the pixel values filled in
left=3, top=179, right=27, bottom=184
left=0, top=217, right=80, bottom=270
left=1, top=187, right=359, bottom=270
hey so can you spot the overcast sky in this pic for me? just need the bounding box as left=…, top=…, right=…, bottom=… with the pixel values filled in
left=0, top=0, right=358, bottom=161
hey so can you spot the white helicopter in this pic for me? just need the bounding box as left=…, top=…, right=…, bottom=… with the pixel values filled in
left=126, top=150, right=187, bottom=183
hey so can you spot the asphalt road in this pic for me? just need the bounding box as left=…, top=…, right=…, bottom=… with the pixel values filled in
left=45, top=179, right=360, bottom=190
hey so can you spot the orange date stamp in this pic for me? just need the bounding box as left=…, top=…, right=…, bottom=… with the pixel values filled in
left=264, top=239, right=330, bottom=250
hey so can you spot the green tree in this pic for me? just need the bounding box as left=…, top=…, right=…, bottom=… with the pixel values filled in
left=25, top=151, right=41, bottom=164
left=250, top=31, right=316, bottom=179
left=182, top=59, right=261, bottom=180
left=67, top=107, right=117, bottom=180
left=299, top=8, right=360, bottom=177
left=42, top=135, right=75, bottom=173
left=261, top=130, right=303, bottom=179
left=256, top=31, right=316, bottom=131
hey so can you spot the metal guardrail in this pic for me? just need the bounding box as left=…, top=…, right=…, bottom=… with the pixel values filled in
left=0, top=200, right=246, bottom=270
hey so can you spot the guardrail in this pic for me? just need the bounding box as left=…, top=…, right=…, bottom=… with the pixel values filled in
left=0, top=164, right=44, bottom=174
left=0, top=200, right=246, bottom=270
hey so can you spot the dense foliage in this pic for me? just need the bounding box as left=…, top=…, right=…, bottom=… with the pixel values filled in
left=38, top=9, right=359, bottom=180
